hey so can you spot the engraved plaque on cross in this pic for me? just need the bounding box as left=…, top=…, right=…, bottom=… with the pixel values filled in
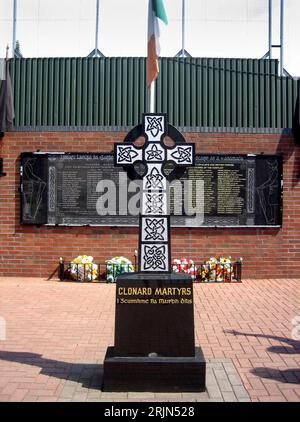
left=114, top=113, right=195, bottom=272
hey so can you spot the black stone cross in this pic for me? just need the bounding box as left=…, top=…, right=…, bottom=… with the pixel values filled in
left=114, top=113, right=195, bottom=272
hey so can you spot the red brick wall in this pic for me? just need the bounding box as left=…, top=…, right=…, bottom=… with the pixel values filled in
left=0, top=130, right=299, bottom=278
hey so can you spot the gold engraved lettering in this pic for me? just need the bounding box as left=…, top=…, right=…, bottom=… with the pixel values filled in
left=120, top=298, right=150, bottom=304
left=154, top=287, right=192, bottom=296
left=180, top=298, right=192, bottom=304
left=118, top=287, right=152, bottom=296
left=158, top=298, right=180, bottom=304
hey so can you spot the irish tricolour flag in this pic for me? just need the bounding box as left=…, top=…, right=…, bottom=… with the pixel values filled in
left=147, top=0, right=168, bottom=88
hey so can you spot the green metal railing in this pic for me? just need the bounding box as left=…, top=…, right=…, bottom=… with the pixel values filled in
left=3, top=57, right=299, bottom=129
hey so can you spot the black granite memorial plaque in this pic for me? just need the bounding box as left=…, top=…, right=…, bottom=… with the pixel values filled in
left=20, top=152, right=283, bottom=227
left=114, top=273, right=195, bottom=357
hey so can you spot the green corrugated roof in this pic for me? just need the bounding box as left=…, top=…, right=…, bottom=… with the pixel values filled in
left=3, top=57, right=299, bottom=129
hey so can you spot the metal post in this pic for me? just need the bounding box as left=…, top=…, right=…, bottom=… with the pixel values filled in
left=95, top=0, right=99, bottom=57
left=175, top=0, right=191, bottom=58
left=59, top=257, right=65, bottom=281
left=12, top=0, right=17, bottom=57
left=87, top=0, right=104, bottom=57
left=182, top=0, right=186, bottom=57
left=269, top=0, right=272, bottom=59
left=280, top=0, right=284, bottom=76
left=134, top=250, right=138, bottom=272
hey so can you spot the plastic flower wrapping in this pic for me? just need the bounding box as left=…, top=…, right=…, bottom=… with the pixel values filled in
left=200, top=257, right=234, bottom=282
left=106, top=256, right=134, bottom=283
left=172, top=258, right=197, bottom=280
left=69, top=255, right=99, bottom=281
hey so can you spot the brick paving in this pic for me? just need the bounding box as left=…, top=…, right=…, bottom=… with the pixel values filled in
left=0, top=277, right=299, bottom=402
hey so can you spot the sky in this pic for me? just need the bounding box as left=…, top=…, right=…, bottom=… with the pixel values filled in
left=0, top=0, right=299, bottom=76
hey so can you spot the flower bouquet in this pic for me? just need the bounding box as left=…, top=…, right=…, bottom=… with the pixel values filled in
left=106, top=256, right=134, bottom=283
left=172, top=258, right=197, bottom=280
left=69, top=255, right=99, bottom=281
left=217, top=257, right=233, bottom=282
left=200, top=256, right=234, bottom=282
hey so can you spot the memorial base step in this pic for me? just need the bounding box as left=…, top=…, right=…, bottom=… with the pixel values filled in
left=102, top=346, right=206, bottom=392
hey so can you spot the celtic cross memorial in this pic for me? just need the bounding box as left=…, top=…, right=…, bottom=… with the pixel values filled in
left=103, top=113, right=206, bottom=392
left=114, top=113, right=195, bottom=272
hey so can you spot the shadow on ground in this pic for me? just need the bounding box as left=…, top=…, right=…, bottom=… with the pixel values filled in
left=0, top=351, right=104, bottom=390
left=225, top=329, right=300, bottom=355
left=251, top=367, right=300, bottom=385
left=225, top=329, right=300, bottom=385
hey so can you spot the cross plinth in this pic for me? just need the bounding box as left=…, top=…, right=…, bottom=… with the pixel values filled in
left=114, top=113, right=195, bottom=272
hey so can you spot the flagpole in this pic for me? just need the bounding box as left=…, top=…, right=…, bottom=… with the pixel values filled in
left=5, top=46, right=9, bottom=82
left=149, top=81, right=155, bottom=113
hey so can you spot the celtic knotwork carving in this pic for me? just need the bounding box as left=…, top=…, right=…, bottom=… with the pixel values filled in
left=145, top=193, right=164, bottom=214
left=114, top=113, right=195, bottom=273
left=118, top=146, right=139, bottom=163
left=143, top=245, right=166, bottom=270
left=145, top=167, right=164, bottom=190
left=145, top=218, right=165, bottom=241
left=48, top=167, right=56, bottom=212
left=146, top=144, right=164, bottom=161
left=146, top=116, right=163, bottom=138
left=170, top=146, right=192, bottom=163
left=247, top=168, right=255, bottom=213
